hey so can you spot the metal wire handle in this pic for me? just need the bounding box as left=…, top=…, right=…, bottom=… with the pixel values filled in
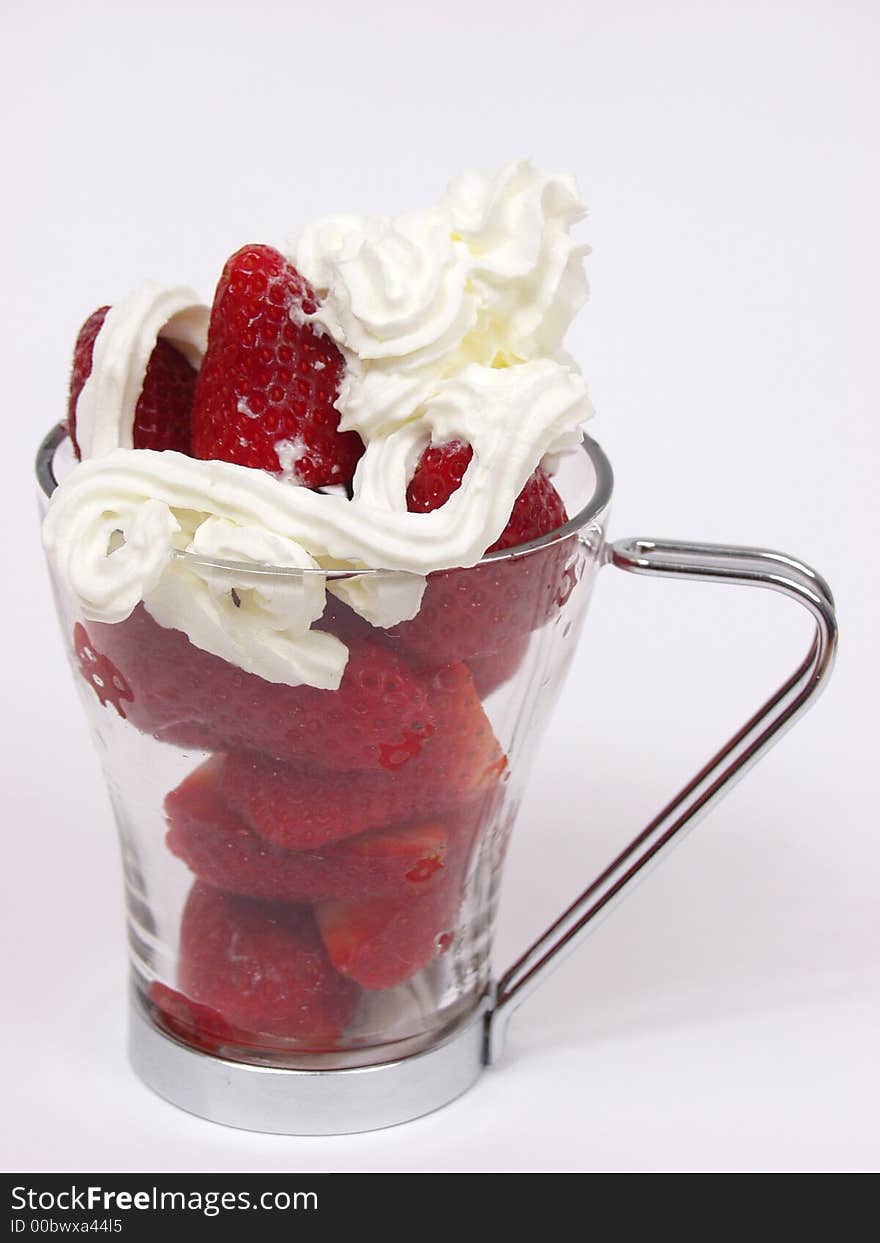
left=484, top=537, right=838, bottom=1063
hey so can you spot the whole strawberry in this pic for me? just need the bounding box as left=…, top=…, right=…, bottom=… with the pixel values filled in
left=406, top=439, right=568, bottom=549
left=178, top=883, right=360, bottom=1044
left=68, top=307, right=196, bottom=458
left=191, top=244, right=363, bottom=486
left=386, top=439, right=574, bottom=671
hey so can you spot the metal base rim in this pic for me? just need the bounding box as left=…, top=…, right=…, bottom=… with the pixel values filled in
left=128, top=990, right=489, bottom=1135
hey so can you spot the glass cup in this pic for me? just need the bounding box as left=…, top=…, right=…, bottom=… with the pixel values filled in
left=36, top=424, right=837, bottom=1133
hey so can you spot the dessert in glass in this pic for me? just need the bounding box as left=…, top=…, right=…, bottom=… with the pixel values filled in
left=38, top=160, right=837, bottom=1133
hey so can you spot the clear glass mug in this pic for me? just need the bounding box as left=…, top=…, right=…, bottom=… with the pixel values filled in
left=36, top=424, right=837, bottom=1134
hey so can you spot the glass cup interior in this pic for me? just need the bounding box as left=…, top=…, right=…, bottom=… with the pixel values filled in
left=37, top=427, right=612, bottom=1069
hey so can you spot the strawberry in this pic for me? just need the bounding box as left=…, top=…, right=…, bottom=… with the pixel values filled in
left=131, top=340, right=199, bottom=454
left=68, top=306, right=196, bottom=458
left=314, top=796, right=486, bottom=990
left=178, top=882, right=360, bottom=1044
left=405, top=439, right=474, bottom=513
left=77, top=605, right=436, bottom=773
left=467, top=633, right=531, bottom=699
left=383, top=546, right=573, bottom=675
left=191, top=244, right=363, bottom=486
left=223, top=662, right=506, bottom=850
left=486, top=461, right=570, bottom=553
left=221, top=752, right=426, bottom=851
left=315, top=893, right=453, bottom=990
left=165, top=757, right=450, bottom=902
left=148, top=982, right=241, bottom=1054
left=387, top=441, right=574, bottom=667
left=406, top=440, right=567, bottom=551
left=68, top=308, right=106, bottom=452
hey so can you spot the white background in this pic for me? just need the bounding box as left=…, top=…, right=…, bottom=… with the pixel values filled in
left=1, top=0, right=876, bottom=1173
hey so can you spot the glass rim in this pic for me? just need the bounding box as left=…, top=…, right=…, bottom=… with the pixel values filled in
left=35, top=422, right=614, bottom=579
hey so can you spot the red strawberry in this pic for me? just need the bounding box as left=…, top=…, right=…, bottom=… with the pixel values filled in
left=178, top=883, right=360, bottom=1044
left=406, top=440, right=567, bottom=551
left=68, top=308, right=106, bottom=452
left=314, top=796, right=487, bottom=990
left=467, top=633, right=531, bottom=699
left=191, top=244, right=363, bottom=486
left=487, top=462, right=570, bottom=553
left=387, top=441, right=574, bottom=667
left=165, top=757, right=449, bottom=902
left=223, top=663, right=506, bottom=850
left=315, top=894, right=452, bottom=990
left=77, top=605, right=436, bottom=773
left=68, top=307, right=196, bottom=458
left=148, top=982, right=242, bottom=1054
left=385, top=539, right=576, bottom=670
left=405, top=439, right=474, bottom=513
left=322, top=594, right=528, bottom=701
left=312, top=817, right=482, bottom=992
left=131, top=341, right=199, bottom=454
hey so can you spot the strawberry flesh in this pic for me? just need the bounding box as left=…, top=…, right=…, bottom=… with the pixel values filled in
left=314, top=799, right=485, bottom=990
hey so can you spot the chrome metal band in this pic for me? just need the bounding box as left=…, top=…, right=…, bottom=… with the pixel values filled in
left=129, top=987, right=489, bottom=1135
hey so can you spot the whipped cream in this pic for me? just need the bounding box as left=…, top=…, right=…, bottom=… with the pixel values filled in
left=74, top=283, right=209, bottom=459
left=293, top=159, right=591, bottom=438
left=43, top=160, right=592, bottom=690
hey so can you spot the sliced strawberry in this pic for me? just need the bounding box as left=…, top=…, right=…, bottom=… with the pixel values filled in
left=223, top=663, right=505, bottom=850
left=165, top=757, right=449, bottom=902
left=77, top=606, right=436, bottom=773
left=178, top=883, right=360, bottom=1045
left=387, top=441, right=573, bottom=667
left=314, top=895, right=449, bottom=990
left=313, top=798, right=485, bottom=990
left=339, top=823, right=448, bottom=889
left=191, top=244, right=363, bottom=486
left=67, top=307, right=196, bottom=458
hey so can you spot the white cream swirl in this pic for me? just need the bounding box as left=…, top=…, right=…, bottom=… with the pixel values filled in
left=75, top=283, right=209, bottom=458
left=146, top=521, right=349, bottom=691
left=45, top=161, right=593, bottom=689
left=444, top=162, right=590, bottom=361
left=292, top=158, right=591, bottom=438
